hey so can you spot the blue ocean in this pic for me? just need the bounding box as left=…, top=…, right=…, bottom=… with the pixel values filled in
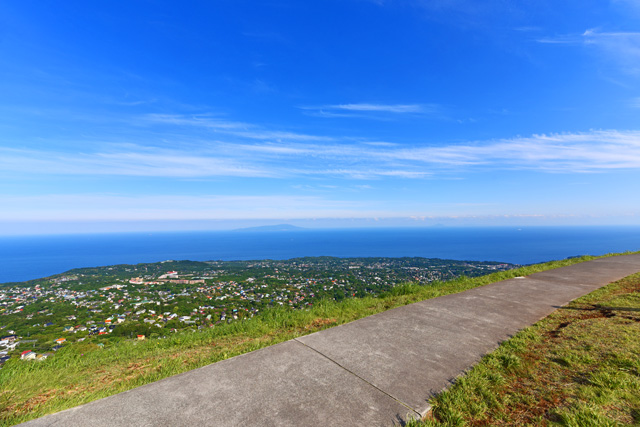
left=1, top=226, right=639, bottom=284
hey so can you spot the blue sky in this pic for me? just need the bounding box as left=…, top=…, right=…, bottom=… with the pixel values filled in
left=1, top=0, right=640, bottom=234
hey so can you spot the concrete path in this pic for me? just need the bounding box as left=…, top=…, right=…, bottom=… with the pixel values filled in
left=22, top=254, right=640, bottom=427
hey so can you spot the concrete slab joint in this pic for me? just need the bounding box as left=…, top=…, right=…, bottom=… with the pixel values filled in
left=20, top=253, right=640, bottom=427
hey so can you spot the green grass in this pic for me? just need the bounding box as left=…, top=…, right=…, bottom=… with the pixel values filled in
left=0, top=252, right=634, bottom=426
left=409, top=262, right=640, bottom=426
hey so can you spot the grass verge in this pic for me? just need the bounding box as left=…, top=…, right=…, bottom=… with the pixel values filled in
left=0, top=253, right=634, bottom=426
left=408, top=266, right=640, bottom=426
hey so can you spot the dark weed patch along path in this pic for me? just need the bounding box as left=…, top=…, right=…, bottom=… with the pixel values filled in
left=413, top=271, right=640, bottom=427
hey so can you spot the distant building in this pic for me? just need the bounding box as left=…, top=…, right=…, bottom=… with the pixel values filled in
left=0, top=335, right=17, bottom=345
left=21, top=350, right=36, bottom=360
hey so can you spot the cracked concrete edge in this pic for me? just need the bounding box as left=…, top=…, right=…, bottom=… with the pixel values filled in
left=419, top=405, right=433, bottom=419
left=404, top=256, right=640, bottom=419
left=293, top=337, right=422, bottom=419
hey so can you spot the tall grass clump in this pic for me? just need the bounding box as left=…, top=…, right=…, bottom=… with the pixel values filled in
left=413, top=262, right=640, bottom=426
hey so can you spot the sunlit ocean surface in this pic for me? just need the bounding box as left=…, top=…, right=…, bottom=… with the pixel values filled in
left=1, top=226, right=639, bottom=283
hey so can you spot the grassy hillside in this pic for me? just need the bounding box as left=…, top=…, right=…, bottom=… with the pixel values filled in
left=410, top=266, right=640, bottom=426
left=0, top=253, right=634, bottom=426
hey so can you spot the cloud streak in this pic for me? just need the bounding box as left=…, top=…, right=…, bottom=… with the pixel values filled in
left=537, top=29, right=640, bottom=73
left=386, top=130, right=640, bottom=171
left=142, top=114, right=333, bottom=142
left=0, top=147, right=274, bottom=178
left=2, top=130, right=640, bottom=180
left=0, top=194, right=388, bottom=221
left=299, top=103, right=440, bottom=119
left=329, top=103, right=426, bottom=113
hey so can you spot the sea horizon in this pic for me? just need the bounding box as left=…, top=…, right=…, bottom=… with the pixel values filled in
left=1, top=225, right=639, bottom=284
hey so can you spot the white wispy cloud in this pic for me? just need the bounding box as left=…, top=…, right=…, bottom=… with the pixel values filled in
left=330, top=103, right=426, bottom=113
left=582, top=29, right=640, bottom=62
left=299, top=103, right=440, bottom=119
left=238, top=129, right=640, bottom=174
left=10, top=193, right=590, bottom=223
left=583, top=29, right=640, bottom=37
left=536, top=37, right=576, bottom=44
left=513, top=26, right=543, bottom=33
left=0, top=146, right=274, bottom=178
left=387, top=130, right=640, bottom=171
left=310, top=168, right=431, bottom=179
left=143, top=113, right=333, bottom=141
left=537, top=29, right=640, bottom=73
left=143, top=113, right=248, bottom=130
left=3, top=130, right=640, bottom=180
left=0, top=194, right=389, bottom=221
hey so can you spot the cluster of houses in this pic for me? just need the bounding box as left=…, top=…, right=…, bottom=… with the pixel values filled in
left=1, top=333, right=71, bottom=367
left=1, top=259, right=519, bottom=368
left=2, top=266, right=353, bottom=329
left=0, top=334, right=18, bottom=366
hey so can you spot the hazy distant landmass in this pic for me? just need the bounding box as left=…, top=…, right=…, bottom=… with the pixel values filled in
left=233, top=224, right=306, bottom=232
left=2, top=226, right=640, bottom=283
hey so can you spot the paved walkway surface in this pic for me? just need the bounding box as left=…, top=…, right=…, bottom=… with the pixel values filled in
left=22, top=254, right=640, bottom=427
